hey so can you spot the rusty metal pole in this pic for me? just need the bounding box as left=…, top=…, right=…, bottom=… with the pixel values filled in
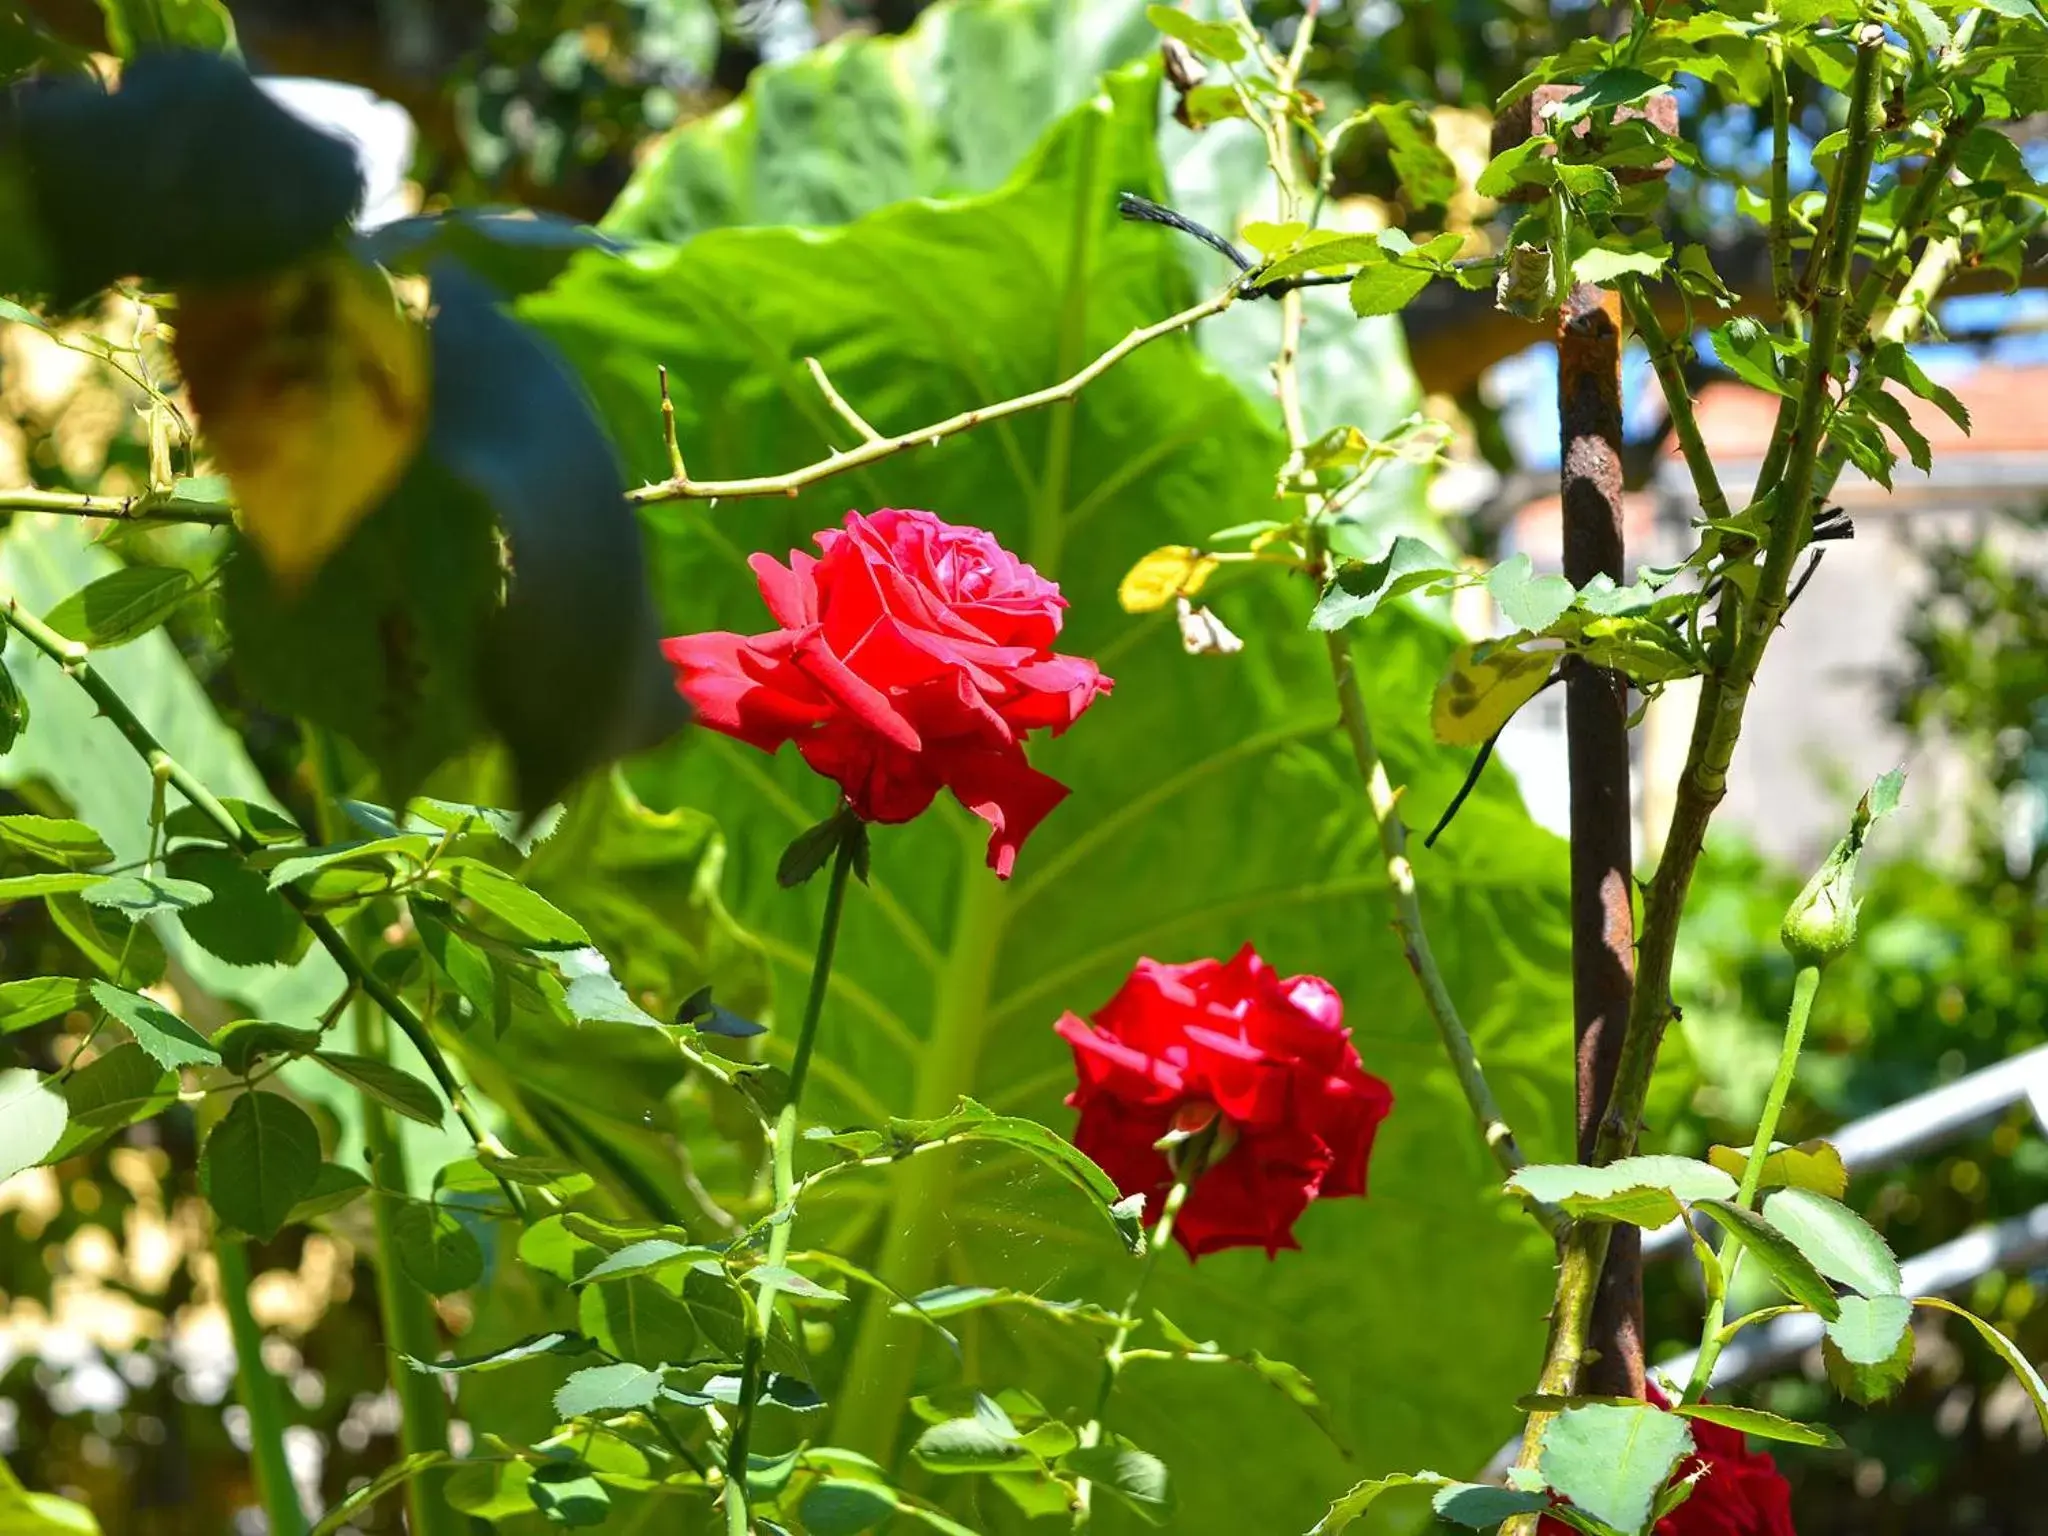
left=1557, top=282, right=1643, bottom=1399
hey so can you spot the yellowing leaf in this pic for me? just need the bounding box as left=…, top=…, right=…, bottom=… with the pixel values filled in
left=1708, top=1140, right=1849, bottom=1200
left=175, top=252, right=428, bottom=587
left=1118, top=545, right=1219, bottom=614
left=1431, top=638, right=1554, bottom=746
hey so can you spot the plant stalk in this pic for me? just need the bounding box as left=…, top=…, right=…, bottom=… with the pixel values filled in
left=1682, top=962, right=1822, bottom=1401
left=1324, top=628, right=1544, bottom=1200
left=0, top=596, right=519, bottom=1208
left=216, top=1235, right=308, bottom=1536
left=1073, top=1175, right=1190, bottom=1532
left=358, top=998, right=465, bottom=1536
left=725, top=827, right=859, bottom=1534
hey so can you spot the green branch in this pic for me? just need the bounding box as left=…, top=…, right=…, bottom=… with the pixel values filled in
left=217, top=1235, right=308, bottom=1535
left=0, top=486, right=233, bottom=525
left=0, top=595, right=515, bottom=1192
left=1324, top=628, right=1549, bottom=1208
left=1500, top=29, right=1888, bottom=1519
left=1620, top=279, right=1730, bottom=527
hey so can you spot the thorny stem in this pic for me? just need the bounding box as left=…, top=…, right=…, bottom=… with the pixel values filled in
left=725, top=829, right=859, bottom=1535
left=1256, top=48, right=1541, bottom=1205
left=1682, top=963, right=1823, bottom=1402
left=1073, top=1176, right=1191, bottom=1532
left=1500, top=31, right=1887, bottom=1521
left=1768, top=28, right=1795, bottom=319
left=1326, top=627, right=1546, bottom=1199
left=1619, top=277, right=1730, bottom=527
left=0, top=597, right=520, bottom=1210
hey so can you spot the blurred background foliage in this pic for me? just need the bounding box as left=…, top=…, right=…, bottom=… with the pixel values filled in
left=0, top=0, right=2045, bottom=1533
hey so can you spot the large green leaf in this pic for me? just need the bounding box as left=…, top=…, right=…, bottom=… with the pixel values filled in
left=526, top=65, right=1571, bottom=1533
left=601, top=0, right=1156, bottom=244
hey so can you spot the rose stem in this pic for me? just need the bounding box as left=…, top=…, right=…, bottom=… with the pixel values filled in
left=724, top=822, right=860, bottom=1535
left=1680, top=961, right=1822, bottom=1402
left=1072, top=1173, right=1192, bottom=1532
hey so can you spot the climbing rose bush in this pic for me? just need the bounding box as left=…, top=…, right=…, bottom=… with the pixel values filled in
left=1055, top=945, right=1394, bottom=1257
left=663, top=507, right=1111, bottom=876
left=1541, top=1386, right=1797, bottom=1536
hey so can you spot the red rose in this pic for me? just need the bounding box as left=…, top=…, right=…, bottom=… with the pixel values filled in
left=1054, top=946, right=1393, bottom=1258
left=1540, top=1386, right=1797, bottom=1536
left=663, top=509, right=1111, bottom=877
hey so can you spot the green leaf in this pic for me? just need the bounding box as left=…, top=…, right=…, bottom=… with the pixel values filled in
left=1825, top=1293, right=1915, bottom=1365
left=1670, top=1403, right=1843, bottom=1450
left=0, top=1069, right=69, bottom=1180
left=390, top=1202, right=484, bottom=1294
left=527, top=1460, right=610, bottom=1527
left=81, top=874, right=213, bottom=916
left=1486, top=553, right=1577, bottom=632
left=1704, top=1140, right=1847, bottom=1199
left=1067, top=1437, right=1172, bottom=1522
left=47, top=895, right=165, bottom=986
left=311, top=1051, right=445, bottom=1127
left=1871, top=343, right=1970, bottom=433
left=1364, top=103, right=1460, bottom=206
left=1430, top=1482, right=1553, bottom=1528
left=44, top=566, right=196, bottom=650
left=1547, top=69, right=1666, bottom=127
left=913, top=1418, right=1041, bottom=1474
left=800, top=1479, right=897, bottom=1536
left=1506, top=1156, right=1737, bottom=1227
left=200, top=1091, right=322, bottom=1240
left=0, top=873, right=105, bottom=899
left=601, top=0, right=1157, bottom=246
left=1309, top=538, right=1457, bottom=632
left=1145, top=4, right=1244, bottom=61
left=578, top=1275, right=699, bottom=1366
left=214, top=1020, right=321, bottom=1075
left=0, top=977, right=89, bottom=1033
left=89, top=979, right=219, bottom=1070
left=575, top=1238, right=709, bottom=1286
left=163, top=798, right=302, bottom=847
left=285, top=1163, right=371, bottom=1224
left=554, top=1362, right=663, bottom=1419
left=1711, top=318, right=1792, bottom=397
left=479, top=1153, right=595, bottom=1197
left=0, top=816, right=112, bottom=869
left=0, top=661, right=28, bottom=758
left=1307, top=1472, right=1453, bottom=1535
left=430, top=857, right=590, bottom=947
left=1538, top=1403, right=1693, bottom=1536
left=166, top=845, right=310, bottom=968
left=1350, top=262, right=1434, bottom=318
left=54, top=1044, right=175, bottom=1156
left=308, top=1450, right=449, bottom=1536
left=1692, top=1199, right=1842, bottom=1320
left=265, top=835, right=433, bottom=891
left=1916, top=1295, right=2048, bottom=1435
left=406, top=1332, right=598, bottom=1375
left=1822, top=1308, right=1915, bottom=1404
left=838, top=1099, right=1142, bottom=1252
left=94, top=0, right=236, bottom=55
left=1762, top=1189, right=1903, bottom=1297
left=526, top=61, right=1574, bottom=1527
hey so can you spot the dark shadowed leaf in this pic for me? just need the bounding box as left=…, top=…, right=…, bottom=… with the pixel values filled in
left=390, top=1202, right=484, bottom=1294
left=313, top=1051, right=445, bottom=1127
left=200, top=1091, right=322, bottom=1239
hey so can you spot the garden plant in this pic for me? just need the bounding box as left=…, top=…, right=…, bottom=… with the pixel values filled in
left=0, top=0, right=2045, bottom=1533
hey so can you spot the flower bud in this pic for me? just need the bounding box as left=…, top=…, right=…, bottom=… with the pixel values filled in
left=1781, top=768, right=1903, bottom=968
left=1780, top=837, right=1861, bottom=967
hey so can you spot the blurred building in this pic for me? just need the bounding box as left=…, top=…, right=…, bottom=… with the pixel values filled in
left=1484, top=360, right=2048, bottom=867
